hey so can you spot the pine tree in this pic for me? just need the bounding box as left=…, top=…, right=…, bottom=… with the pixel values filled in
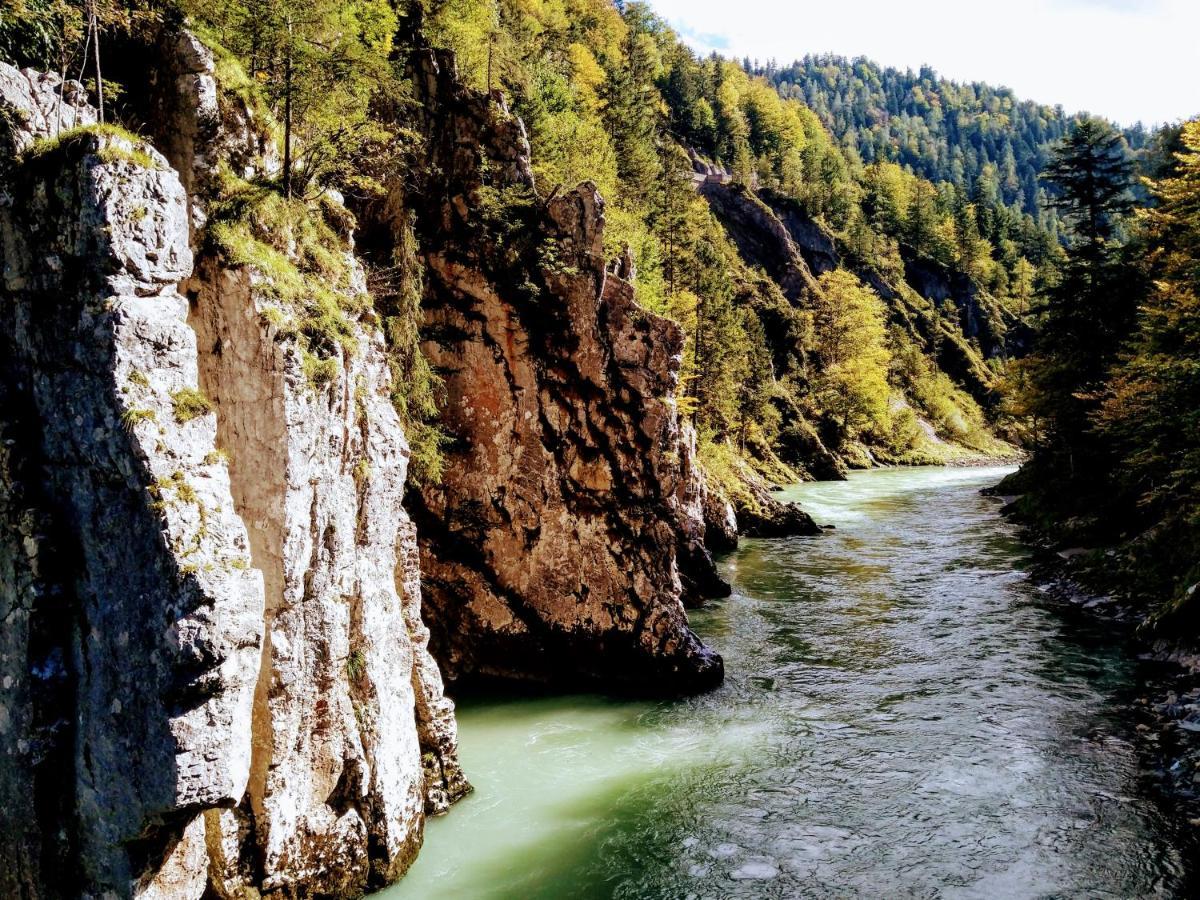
left=1027, top=118, right=1139, bottom=470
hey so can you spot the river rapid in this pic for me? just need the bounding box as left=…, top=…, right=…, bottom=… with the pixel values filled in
left=384, top=465, right=1196, bottom=898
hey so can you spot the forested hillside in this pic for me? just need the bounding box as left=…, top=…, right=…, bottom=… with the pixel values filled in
left=414, top=0, right=1027, bottom=502
left=2, top=0, right=1200, bottom=895
left=754, top=55, right=1152, bottom=237
left=997, top=118, right=1200, bottom=631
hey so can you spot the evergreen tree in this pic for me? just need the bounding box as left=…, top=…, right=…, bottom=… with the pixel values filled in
left=1096, top=120, right=1200, bottom=539
left=186, top=0, right=399, bottom=199
left=1027, top=118, right=1139, bottom=468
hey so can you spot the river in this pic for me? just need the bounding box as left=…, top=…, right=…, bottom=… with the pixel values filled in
left=383, top=465, right=1194, bottom=898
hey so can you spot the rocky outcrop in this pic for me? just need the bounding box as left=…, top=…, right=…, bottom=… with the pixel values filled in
left=739, top=488, right=822, bottom=538
left=0, top=44, right=465, bottom=898
left=759, top=188, right=841, bottom=276
left=700, top=180, right=822, bottom=307
left=395, top=48, right=724, bottom=694
left=185, top=257, right=440, bottom=896
left=675, top=425, right=733, bottom=600
left=902, top=252, right=1015, bottom=359
left=0, top=64, right=95, bottom=160
left=1, top=115, right=263, bottom=896
left=700, top=481, right=740, bottom=554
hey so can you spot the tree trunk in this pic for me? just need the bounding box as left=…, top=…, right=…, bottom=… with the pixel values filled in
left=91, top=3, right=104, bottom=125
left=283, top=43, right=293, bottom=199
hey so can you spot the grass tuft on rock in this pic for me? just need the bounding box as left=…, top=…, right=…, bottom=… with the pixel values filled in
left=171, top=387, right=214, bottom=423
left=22, top=123, right=159, bottom=171
left=120, top=407, right=157, bottom=432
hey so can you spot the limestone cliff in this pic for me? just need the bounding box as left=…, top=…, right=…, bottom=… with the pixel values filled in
left=378, top=49, right=726, bottom=693
left=0, top=41, right=464, bottom=898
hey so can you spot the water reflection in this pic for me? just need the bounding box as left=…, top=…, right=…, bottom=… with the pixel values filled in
left=382, top=466, right=1194, bottom=899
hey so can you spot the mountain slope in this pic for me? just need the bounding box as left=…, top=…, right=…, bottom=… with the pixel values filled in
left=755, top=54, right=1151, bottom=231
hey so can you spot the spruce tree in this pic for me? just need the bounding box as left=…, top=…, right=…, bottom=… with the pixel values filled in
left=1030, top=118, right=1139, bottom=465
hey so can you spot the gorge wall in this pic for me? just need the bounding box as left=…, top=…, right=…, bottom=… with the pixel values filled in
left=387, top=49, right=726, bottom=693
left=0, top=46, right=467, bottom=897
left=0, top=26, right=737, bottom=898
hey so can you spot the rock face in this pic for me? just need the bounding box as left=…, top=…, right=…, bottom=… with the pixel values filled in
left=398, top=49, right=724, bottom=694
left=700, top=180, right=823, bottom=306
left=0, top=64, right=95, bottom=159
left=901, top=252, right=1017, bottom=359
left=759, top=188, right=841, bottom=276
left=0, top=46, right=465, bottom=898
left=675, top=425, right=734, bottom=601
left=1, top=113, right=263, bottom=895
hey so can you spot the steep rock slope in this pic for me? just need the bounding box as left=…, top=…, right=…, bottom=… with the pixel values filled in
left=702, top=180, right=1005, bottom=427
left=385, top=49, right=726, bottom=693
left=0, top=41, right=464, bottom=898
left=755, top=188, right=1005, bottom=405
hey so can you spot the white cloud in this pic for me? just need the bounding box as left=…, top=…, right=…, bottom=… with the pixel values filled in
left=645, top=0, right=1200, bottom=126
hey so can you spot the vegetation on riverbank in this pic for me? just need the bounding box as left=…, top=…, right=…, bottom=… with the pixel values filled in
left=5, top=2, right=1191, bottom=570
left=998, top=120, right=1200, bottom=634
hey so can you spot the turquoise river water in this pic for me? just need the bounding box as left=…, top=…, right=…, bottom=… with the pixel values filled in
left=383, top=465, right=1195, bottom=898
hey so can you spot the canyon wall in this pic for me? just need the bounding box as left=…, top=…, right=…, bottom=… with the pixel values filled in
left=0, top=29, right=737, bottom=896
left=392, top=49, right=726, bottom=693
left=0, top=45, right=465, bottom=897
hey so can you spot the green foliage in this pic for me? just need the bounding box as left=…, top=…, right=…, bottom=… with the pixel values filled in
left=181, top=0, right=404, bottom=199
left=205, top=170, right=367, bottom=389
left=301, top=350, right=341, bottom=388
left=0, top=1, right=158, bottom=73
left=370, top=211, right=449, bottom=486
left=811, top=270, right=892, bottom=439
left=170, top=387, right=213, bottom=424
left=1001, top=112, right=1200, bottom=631
left=0, top=0, right=80, bottom=69
left=1023, top=119, right=1140, bottom=455
left=757, top=55, right=1149, bottom=226
left=1086, top=120, right=1200, bottom=623
left=890, top=336, right=992, bottom=450
left=345, top=648, right=366, bottom=683
left=150, top=471, right=200, bottom=517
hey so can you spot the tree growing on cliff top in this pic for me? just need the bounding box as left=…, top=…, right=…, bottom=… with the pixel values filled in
left=183, top=0, right=399, bottom=199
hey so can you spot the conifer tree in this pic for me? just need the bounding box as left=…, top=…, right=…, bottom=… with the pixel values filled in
left=1029, top=118, right=1139, bottom=461
left=1096, top=120, right=1200, bottom=533
left=184, top=0, right=399, bottom=199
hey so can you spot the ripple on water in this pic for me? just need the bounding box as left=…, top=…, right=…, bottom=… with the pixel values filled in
left=380, top=466, right=1195, bottom=899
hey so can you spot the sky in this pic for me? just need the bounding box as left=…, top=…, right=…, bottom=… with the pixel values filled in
left=646, top=0, right=1200, bottom=126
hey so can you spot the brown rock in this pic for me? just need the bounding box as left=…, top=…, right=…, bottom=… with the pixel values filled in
left=397, top=48, right=723, bottom=695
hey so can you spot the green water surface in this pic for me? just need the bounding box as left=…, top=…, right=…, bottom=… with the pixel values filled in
left=383, top=465, right=1193, bottom=898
